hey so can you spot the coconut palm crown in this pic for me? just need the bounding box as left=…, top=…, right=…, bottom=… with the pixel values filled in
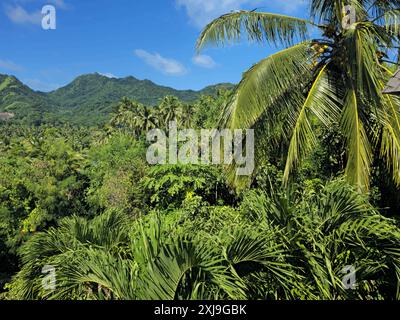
left=197, top=0, right=400, bottom=192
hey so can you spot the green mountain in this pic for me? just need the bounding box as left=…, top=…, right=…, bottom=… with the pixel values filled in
left=0, top=73, right=234, bottom=126
left=48, top=73, right=231, bottom=107
left=0, top=75, right=57, bottom=125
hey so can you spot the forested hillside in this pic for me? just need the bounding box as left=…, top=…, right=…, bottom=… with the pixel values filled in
left=0, top=75, right=55, bottom=125
left=0, top=73, right=234, bottom=126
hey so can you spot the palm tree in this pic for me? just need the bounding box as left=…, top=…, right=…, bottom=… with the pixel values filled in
left=111, top=98, right=141, bottom=135
left=137, top=106, right=158, bottom=132
left=111, top=99, right=158, bottom=136
left=258, top=178, right=400, bottom=299
left=5, top=180, right=400, bottom=300
left=159, top=96, right=182, bottom=127
left=151, top=104, right=162, bottom=126
left=3, top=210, right=131, bottom=300
left=197, top=1, right=400, bottom=192
left=179, top=104, right=196, bottom=128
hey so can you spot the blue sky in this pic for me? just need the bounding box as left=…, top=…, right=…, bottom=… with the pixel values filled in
left=0, top=0, right=309, bottom=92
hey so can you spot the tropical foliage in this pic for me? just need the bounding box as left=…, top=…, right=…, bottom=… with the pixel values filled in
left=1, top=0, right=400, bottom=302
left=3, top=176, right=400, bottom=300
left=197, top=0, right=400, bottom=192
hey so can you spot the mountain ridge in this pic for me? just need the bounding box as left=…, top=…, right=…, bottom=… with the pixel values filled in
left=0, top=73, right=235, bottom=126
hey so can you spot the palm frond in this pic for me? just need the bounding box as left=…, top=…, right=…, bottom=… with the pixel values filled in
left=223, top=230, right=301, bottom=299
left=283, top=64, right=341, bottom=183
left=217, top=42, right=315, bottom=189
left=221, top=42, right=313, bottom=131
left=381, top=9, right=400, bottom=35
left=51, top=248, right=137, bottom=300
left=137, top=237, right=235, bottom=300
left=379, top=95, right=400, bottom=186
left=197, top=11, right=312, bottom=51
left=341, top=89, right=372, bottom=192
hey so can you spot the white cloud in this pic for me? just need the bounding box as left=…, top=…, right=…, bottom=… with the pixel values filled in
left=23, top=78, right=60, bottom=92
left=134, top=49, right=188, bottom=76
left=0, top=59, right=24, bottom=72
left=47, top=0, right=67, bottom=9
left=99, top=72, right=117, bottom=79
left=5, top=5, right=42, bottom=25
left=15, top=0, right=68, bottom=9
left=5, top=1, right=69, bottom=25
left=192, top=54, right=217, bottom=69
left=176, top=0, right=257, bottom=28
left=176, top=0, right=308, bottom=28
